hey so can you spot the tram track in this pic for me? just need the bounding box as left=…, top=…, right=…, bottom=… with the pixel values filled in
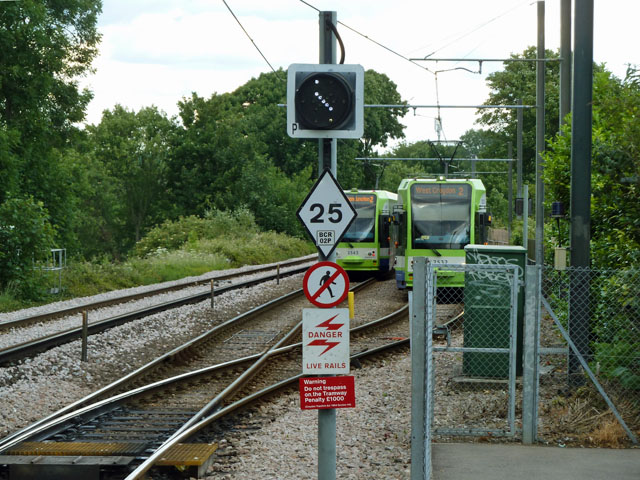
left=0, top=277, right=411, bottom=479
left=0, top=258, right=314, bottom=365
left=0, top=278, right=378, bottom=449
left=0, top=273, right=467, bottom=479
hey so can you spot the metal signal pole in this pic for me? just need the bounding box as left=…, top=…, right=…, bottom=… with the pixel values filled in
left=559, top=0, right=572, bottom=129
left=569, top=0, right=594, bottom=385
left=535, top=1, right=545, bottom=265
left=318, top=11, right=337, bottom=480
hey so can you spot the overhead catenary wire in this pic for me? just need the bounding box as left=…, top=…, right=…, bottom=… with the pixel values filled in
left=420, top=0, right=532, bottom=59
left=298, top=0, right=435, bottom=75
left=222, top=0, right=284, bottom=81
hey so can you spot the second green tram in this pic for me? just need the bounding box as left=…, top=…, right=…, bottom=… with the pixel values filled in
left=394, top=178, right=488, bottom=289
left=335, top=190, right=397, bottom=275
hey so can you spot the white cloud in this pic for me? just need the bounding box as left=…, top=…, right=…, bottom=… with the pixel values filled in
left=82, top=0, right=639, bottom=144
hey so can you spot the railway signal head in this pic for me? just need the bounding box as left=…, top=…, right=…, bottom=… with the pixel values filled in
left=287, top=63, right=364, bottom=139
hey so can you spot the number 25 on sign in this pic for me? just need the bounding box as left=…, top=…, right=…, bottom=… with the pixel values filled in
left=296, top=169, right=356, bottom=257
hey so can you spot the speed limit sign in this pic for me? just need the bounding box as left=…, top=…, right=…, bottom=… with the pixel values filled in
left=297, top=169, right=357, bottom=257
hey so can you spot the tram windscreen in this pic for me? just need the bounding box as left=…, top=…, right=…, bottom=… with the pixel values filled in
left=410, top=184, right=472, bottom=249
left=342, top=194, right=376, bottom=243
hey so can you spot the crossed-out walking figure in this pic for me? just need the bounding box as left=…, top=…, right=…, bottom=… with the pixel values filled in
left=319, top=270, right=337, bottom=298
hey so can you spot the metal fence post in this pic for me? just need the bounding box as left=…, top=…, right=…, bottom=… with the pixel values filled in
left=522, top=265, right=541, bottom=443
left=81, top=311, right=89, bottom=362
left=411, top=257, right=428, bottom=480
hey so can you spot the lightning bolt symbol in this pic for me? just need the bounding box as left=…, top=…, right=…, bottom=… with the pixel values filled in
left=308, top=339, right=341, bottom=355
left=316, top=314, right=344, bottom=331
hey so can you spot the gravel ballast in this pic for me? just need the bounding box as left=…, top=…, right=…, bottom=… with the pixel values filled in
left=0, top=263, right=308, bottom=439
left=2, top=260, right=629, bottom=479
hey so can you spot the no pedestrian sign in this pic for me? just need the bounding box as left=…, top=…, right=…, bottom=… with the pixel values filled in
left=302, top=261, right=349, bottom=308
left=302, top=308, right=350, bottom=374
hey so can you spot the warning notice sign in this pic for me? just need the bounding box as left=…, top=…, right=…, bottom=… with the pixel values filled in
left=299, top=376, right=355, bottom=410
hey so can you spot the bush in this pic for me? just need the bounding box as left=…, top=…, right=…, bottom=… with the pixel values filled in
left=594, top=342, right=640, bottom=390
left=192, top=231, right=314, bottom=266
left=0, top=197, right=55, bottom=299
left=133, top=208, right=259, bottom=257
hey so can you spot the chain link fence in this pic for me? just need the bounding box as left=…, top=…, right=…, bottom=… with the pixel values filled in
left=428, top=263, right=520, bottom=439
left=540, top=266, right=640, bottom=446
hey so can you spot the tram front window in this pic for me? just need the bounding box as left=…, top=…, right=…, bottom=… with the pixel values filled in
left=410, top=184, right=471, bottom=249
left=342, top=194, right=376, bottom=243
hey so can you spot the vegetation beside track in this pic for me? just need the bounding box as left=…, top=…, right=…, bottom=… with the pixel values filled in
left=0, top=209, right=314, bottom=312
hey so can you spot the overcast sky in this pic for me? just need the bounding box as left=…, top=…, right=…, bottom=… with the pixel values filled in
left=80, top=0, right=639, bottom=147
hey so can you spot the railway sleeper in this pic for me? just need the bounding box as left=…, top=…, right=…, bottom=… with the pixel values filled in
left=0, top=441, right=218, bottom=479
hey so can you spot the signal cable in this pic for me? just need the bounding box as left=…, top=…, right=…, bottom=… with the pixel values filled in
left=326, top=19, right=346, bottom=64
left=222, top=0, right=284, bottom=81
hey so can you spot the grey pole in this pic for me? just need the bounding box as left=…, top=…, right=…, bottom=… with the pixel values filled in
left=410, top=257, right=428, bottom=480
left=508, top=143, right=513, bottom=243
left=559, top=0, right=572, bottom=130
left=318, top=11, right=337, bottom=480
left=535, top=1, right=545, bottom=265
left=569, top=0, right=594, bottom=385
left=517, top=98, right=523, bottom=197
left=81, top=311, right=89, bottom=362
left=523, top=185, right=529, bottom=253
left=522, top=265, right=541, bottom=443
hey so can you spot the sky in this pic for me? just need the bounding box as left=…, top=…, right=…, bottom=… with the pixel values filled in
left=80, top=0, right=639, bottom=148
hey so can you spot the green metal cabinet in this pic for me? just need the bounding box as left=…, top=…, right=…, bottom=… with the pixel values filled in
left=463, top=245, right=526, bottom=378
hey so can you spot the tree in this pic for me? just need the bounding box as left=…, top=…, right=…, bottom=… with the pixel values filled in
left=360, top=70, right=407, bottom=156
left=0, top=0, right=101, bottom=278
left=543, top=67, right=640, bottom=268
left=475, top=46, right=561, bottom=183
left=0, top=197, right=55, bottom=298
left=167, top=68, right=407, bottom=231
left=86, top=105, right=178, bottom=254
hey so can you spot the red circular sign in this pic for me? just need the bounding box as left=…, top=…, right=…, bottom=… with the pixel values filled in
left=302, top=261, right=350, bottom=308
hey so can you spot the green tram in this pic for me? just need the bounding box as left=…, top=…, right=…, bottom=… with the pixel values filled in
left=393, top=177, right=489, bottom=289
left=335, top=190, right=397, bottom=276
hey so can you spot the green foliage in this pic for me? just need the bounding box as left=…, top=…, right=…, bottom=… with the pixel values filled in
left=63, top=251, right=232, bottom=298
left=545, top=267, right=640, bottom=392
left=0, top=0, right=101, bottom=136
left=0, top=197, right=56, bottom=299
left=133, top=208, right=260, bottom=258
left=225, top=158, right=312, bottom=237
left=543, top=67, right=640, bottom=268
left=1, top=217, right=313, bottom=310
left=85, top=105, right=179, bottom=255
left=476, top=46, right=562, bottom=182
left=165, top=68, right=407, bottom=233
left=594, top=342, right=640, bottom=390
left=361, top=70, right=407, bottom=155
left=193, top=231, right=314, bottom=266
left=0, top=0, right=101, bottom=264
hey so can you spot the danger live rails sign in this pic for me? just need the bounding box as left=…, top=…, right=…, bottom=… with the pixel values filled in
left=301, top=308, right=355, bottom=410
left=302, top=308, right=349, bottom=374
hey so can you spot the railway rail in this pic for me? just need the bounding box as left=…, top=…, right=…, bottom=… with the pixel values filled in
left=0, top=255, right=315, bottom=331
left=0, top=277, right=417, bottom=479
left=0, top=257, right=314, bottom=365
